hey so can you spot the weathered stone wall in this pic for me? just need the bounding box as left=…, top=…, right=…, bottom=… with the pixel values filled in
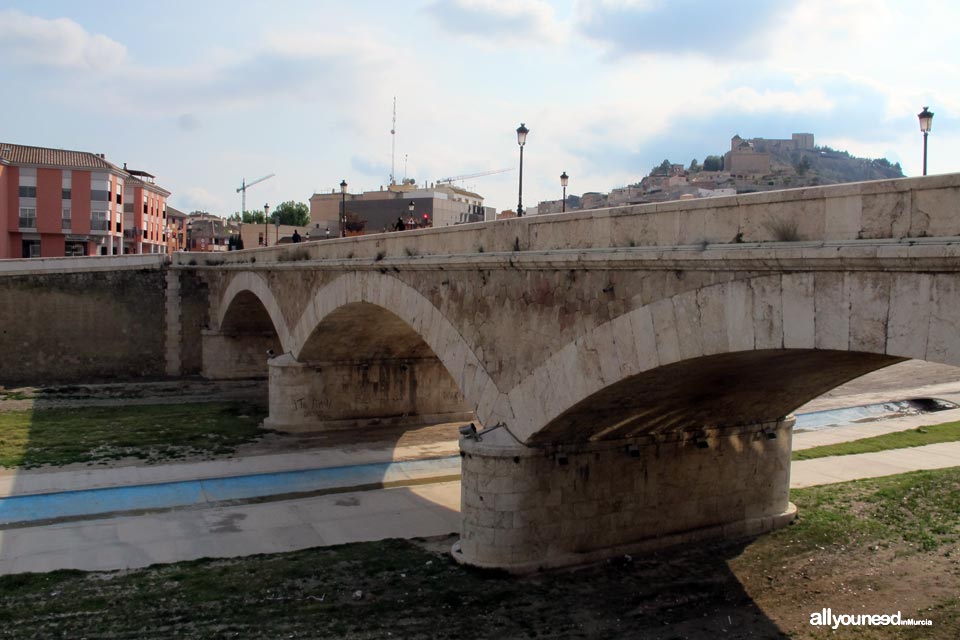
left=456, top=418, right=795, bottom=572
left=0, top=257, right=167, bottom=384
left=264, top=354, right=471, bottom=432
left=177, top=269, right=210, bottom=376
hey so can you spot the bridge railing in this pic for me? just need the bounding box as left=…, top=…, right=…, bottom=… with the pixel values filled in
left=171, top=173, right=960, bottom=267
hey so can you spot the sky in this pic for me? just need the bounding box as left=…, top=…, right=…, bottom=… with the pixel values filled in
left=0, top=0, right=956, bottom=215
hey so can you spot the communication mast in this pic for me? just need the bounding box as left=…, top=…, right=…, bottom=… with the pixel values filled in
left=390, top=97, right=397, bottom=186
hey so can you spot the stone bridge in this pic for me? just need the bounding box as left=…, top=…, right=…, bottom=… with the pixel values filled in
left=162, top=174, right=960, bottom=570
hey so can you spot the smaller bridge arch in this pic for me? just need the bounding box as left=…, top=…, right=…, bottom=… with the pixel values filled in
left=202, top=271, right=293, bottom=379
left=264, top=271, right=500, bottom=432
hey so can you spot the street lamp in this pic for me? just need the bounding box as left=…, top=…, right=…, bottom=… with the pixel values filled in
left=340, top=180, right=348, bottom=238
left=516, top=122, right=528, bottom=217
left=560, top=171, right=569, bottom=213
left=408, top=201, right=415, bottom=228
left=918, top=106, right=934, bottom=176
left=263, top=203, right=269, bottom=247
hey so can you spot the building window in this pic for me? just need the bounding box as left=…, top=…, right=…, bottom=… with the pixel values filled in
left=19, top=186, right=37, bottom=198
left=62, top=188, right=72, bottom=200
left=65, top=242, right=86, bottom=257
left=116, top=191, right=122, bottom=205
left=62, top=208, right=71, bottom=231
left=18, top=207, right=36, bottom=228
left=143, top=203, right=148, bottom=214
left=91, top=210, right=109, bottom=231
left=91, top=189, right=110, bottom=202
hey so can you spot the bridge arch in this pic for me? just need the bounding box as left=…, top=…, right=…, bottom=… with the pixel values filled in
left=216, top=271, right=293, bottom=351
left=273, top=271, right=500, bottom=428
left=508, top=271, right=959, bottom=444
left=202, top=271, right=293, bottom=379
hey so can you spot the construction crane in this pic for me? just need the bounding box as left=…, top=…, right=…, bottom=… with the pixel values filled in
left=436, top=168, right=513, bottom=185
left=236, top=173, right=275, bottom=215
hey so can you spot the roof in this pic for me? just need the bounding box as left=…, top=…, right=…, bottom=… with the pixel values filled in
left=166, top=206, right=188, bottom=220
left=0, top=142, right=121, bottom=171
left=124, top=173, right=171, bottom=197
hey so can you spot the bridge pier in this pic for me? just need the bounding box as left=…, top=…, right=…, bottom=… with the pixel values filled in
left=263, top=353, right=473, bottom=433
left=454, top=418, right=796, bottom=572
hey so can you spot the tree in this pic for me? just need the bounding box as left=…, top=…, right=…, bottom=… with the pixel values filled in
left=229, top=210, right=266, bottom=224
left=688, top=158, right=700, bottom=173
left=703, top=155, right=723, bottom=171
left=271, top=201, right=310, bottom=227
left=652, top=159, right=673, bottom=176
left=796, top=156, right=811, bottom=176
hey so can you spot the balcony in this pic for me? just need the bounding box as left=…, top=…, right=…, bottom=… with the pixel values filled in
left=90, top=219, right=110, bottom=233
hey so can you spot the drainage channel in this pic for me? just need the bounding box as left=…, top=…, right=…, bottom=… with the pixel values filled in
left=1, top=397, right=956, bottom=528
left=794, top=397, right=957, bottom=432
left=0, top=456, right=461, bottom=528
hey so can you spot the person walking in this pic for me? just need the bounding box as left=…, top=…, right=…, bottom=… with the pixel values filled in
left=394, top=216, right=406, bottom=231
left=292, top=229, right=302, bottom=243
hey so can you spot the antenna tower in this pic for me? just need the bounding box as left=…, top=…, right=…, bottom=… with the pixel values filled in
left=390, top=97, right=397, bottom=186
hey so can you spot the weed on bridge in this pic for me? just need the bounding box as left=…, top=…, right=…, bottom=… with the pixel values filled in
left=0, top=468, right=957, bottom=638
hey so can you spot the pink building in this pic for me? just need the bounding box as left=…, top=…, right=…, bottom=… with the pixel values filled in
left=0, top=143, right=170, bottom=258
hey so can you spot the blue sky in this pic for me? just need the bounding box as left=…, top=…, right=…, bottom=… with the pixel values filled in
left=0, top=0, right=956, bottom=214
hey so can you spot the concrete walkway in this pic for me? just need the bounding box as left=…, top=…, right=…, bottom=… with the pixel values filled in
left=1, top=409, right=959, bottom=575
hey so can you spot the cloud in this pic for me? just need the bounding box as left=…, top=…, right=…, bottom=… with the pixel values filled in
left=177, top=114, right=201, bottom=132
left=576, top=0, right=797, bottom=59
left=426, top=0, right=562, bottom=44
left=177, top=187, right=225, bottom=213
left=0, top=9, right=127, bottom=71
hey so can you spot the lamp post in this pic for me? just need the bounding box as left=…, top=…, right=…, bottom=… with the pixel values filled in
left=263, top=203, right=269, bottom=247
left=516, top=122, right=528, bottom=217
left=340, top=180, right=348, bottom=238
left=918, top=106, right=934, bottom=176
left=408, top=201, right=415, bottom=228
left=560, top=171, right=569, bottom=213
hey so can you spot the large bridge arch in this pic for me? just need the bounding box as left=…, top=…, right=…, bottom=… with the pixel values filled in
left=505, top=271, right=960, bottom=445
left=264, top=272, right=499, bottom=432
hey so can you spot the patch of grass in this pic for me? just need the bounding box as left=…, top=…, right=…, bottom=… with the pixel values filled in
left=0, top=402, right=268, bottom=469
left=792, top=420, right=960, bottom=460
left=783, top=467, right=960, bottom=553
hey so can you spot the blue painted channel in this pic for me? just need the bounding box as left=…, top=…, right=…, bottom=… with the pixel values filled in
left=2, top=398, right=953, bottom=527
left=0, top=456, right=461, bottom=527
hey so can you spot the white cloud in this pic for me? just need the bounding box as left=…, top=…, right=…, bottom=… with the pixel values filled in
left=426, top=0, right=564, bottom=45
left=0, top=10, right=126, bottom=71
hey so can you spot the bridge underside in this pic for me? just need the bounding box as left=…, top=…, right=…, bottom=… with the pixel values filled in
left=456, top=348, right=904, bottom=571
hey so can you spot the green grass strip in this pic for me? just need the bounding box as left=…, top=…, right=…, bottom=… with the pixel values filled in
left=792, top=420, right=960, bottom=461
left=0, top=402, right=267, bottom=469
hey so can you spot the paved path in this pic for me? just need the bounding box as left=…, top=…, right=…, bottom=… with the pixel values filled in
left=1, top=406, right=959, bottom=575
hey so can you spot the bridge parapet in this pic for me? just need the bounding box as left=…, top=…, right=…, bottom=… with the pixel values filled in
left=171, top=173, right=959, bottom=266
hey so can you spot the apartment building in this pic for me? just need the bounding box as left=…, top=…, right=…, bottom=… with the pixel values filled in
left=0, top=143, right=169, bottom=258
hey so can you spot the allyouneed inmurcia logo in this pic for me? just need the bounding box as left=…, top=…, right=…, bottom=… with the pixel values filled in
left=810, top=608, right=933, bottom=630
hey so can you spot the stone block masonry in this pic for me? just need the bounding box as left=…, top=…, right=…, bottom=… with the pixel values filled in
left=454, top=419, right=795, bottom=572
left=0, top=256, right=167, bottom=384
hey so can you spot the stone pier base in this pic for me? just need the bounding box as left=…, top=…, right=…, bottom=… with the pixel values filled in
left=263, top=353, right=473, bottom=433
left=453, top=418, right=796, bottom=572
